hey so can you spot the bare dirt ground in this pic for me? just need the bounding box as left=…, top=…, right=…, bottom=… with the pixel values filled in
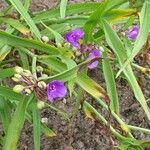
left=0, top=0, right=150, bottom=150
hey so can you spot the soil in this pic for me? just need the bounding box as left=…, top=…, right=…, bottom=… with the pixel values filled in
left=0, top=0, right=150, bottom=150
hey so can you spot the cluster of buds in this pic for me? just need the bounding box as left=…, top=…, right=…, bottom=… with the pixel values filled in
left=12, top=66, right=47, bottom=100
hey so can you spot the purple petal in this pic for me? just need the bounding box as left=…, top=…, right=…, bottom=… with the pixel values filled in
left=65, top=28, right=84, bottom=49
left=88, top=61, right=99, bottom=69
left=47, top=80, right=67, bottom=102
left=87, top=49, right=101, bottom=69
left=128, top=25, right=139, bottom=40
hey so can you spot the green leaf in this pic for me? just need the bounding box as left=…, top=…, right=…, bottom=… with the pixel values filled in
left=33, top=3, right=101, bottom=23
left=116, top=1, right=150, bottom=77
left=0, top=86, right=23, bottom=101
left=77, top=71, right=108, bottom=100
left=102, top=50, right=119, bottom=115
left=39, top=56, right=67, bottom=73
left=102, top=19, right=150, bottom=120
left=8, top=0, right=41, bottom=39
left=3, top=95, right=33, bottom=150
left=33, top=1, right=127, bottom=23
left=84, top=1, right=108, bottom=41
left=0, top=17, right=30, bottom=35
left=0, top=30, right=59, bottom=55
left=41, top=124, right=56, bottom=137
left=18, top=50, right=29, bottom=70
left=104, top=8, right=136, bottom=23
left=0, top=96, right=11, bottom=133
left=0, top=68, right=15, bottom=79
left=41, top=22, right=64, bottom=44
left=0, top=26, right=14, bottom=61
left=32, top=100, right=41, bottom=150
left=60, top=0, right=68, bottom=19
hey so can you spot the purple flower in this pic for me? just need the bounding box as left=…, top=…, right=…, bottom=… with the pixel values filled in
left=47, top=80, right=67, bottom=102
left=87, top=49, right=101, bottom=69
left=128, top=25, right=139, bottom=40
left=65, top=28, right=84, bottom=49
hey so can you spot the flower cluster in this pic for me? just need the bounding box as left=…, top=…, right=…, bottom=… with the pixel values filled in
left=12, top=66, right=67, bottom=103
left=65, top=28, right=101, bottom=69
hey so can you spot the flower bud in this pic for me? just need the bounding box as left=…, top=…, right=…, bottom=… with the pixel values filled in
left=41, top=36, right=49, bottom=43
left=12, top=77, right=20, bottom=82
left=23, top=88, right=31, bottom=95
left=75, top=51, right=81, bottom=57
left=14, top=74, right=22, bottom=79
left=38, top=81, right=47, bottom=89
left=64, top=42, right=71, bottom=49
left=56, top=43, right=62, bottom=48
left=23, top=70, right=31, bottom=77
left=36, top=66, right=43, bottom=72
left=14, top=66, right=23, bottom=74
left=13, top=85, right=24, bottom=93
left=37, top=101, right=45, bottom=109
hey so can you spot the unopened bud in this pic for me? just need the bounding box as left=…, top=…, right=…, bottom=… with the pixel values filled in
left=13, top=85, right=24, bottom=93
left=38, top=81, right=47, bottom=89
left=99, top=46, right=104, bottom=52
left=12, top=77, right=20, bottom=82
left=23, top=88, right=31, bottom=95
left=14, top=66, right=23, bottom=74
left=14, top=74, right=22, bottom=79
left=64, top=42, right=71, bottom=49
left=36, top=66, right=43, bottom=72
left=23, top=70, right=31, bottom=77
left=75, top=51, right=81, bottom=57
left=41, top=36, right=49, bottom=43
left=37, top=101, right=45, bottom=109
left=56, top=43, right=62, bottom=48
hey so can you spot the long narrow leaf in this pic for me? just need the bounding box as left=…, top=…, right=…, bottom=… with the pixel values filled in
left=8, top=0, right=41, bottom=39
left=32, top=100, right=41, bottom=150
left=3, top=95, right=33, bottom=150
left=102, top=50, right=119, bottom=114
left=0, top=30, right=59, bottom=55
left=102, top=19, right=150, bottom=120
left=116, top=1, right=150, bottom=77
left=60, top=0, right=68, bottom=19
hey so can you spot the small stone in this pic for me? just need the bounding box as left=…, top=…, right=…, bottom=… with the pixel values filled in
left=41, top=117, right=48, bottom=124
left=62, top=98, right=67, bottom=104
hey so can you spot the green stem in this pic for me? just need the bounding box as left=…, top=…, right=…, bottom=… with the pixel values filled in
left=128, top=125, right=150, bottom=134
left=32, top=56, right=37, bottom=79
left=19, top=47, right=36, bottom=58
left=84, top=101, right=129, bottom=141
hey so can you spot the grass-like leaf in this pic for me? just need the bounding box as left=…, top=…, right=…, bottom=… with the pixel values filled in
left=102, top=50, right=119, bottom=115
left=3, top=95, right=33, bottom=150
left=116, top=1, right=150, bottom=77
left=60, top=0, right=68, bottom=19
left=32, top=100, right=41, bottom=150
left=8, top=0, right=41, bottom=39
left=102, top=19, right=150, bottom=120
left=0, top=17, right=30, bottom=35
left=0, top=68, right=15, bottom=79
left=0, top=30, right=59, bottom=55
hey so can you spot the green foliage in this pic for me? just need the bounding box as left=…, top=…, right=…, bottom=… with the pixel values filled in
left=0, top=0, right=150, bottom=149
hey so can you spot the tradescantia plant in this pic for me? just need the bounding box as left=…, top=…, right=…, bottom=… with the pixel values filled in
left=0, top=0, right=150, bottom=150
